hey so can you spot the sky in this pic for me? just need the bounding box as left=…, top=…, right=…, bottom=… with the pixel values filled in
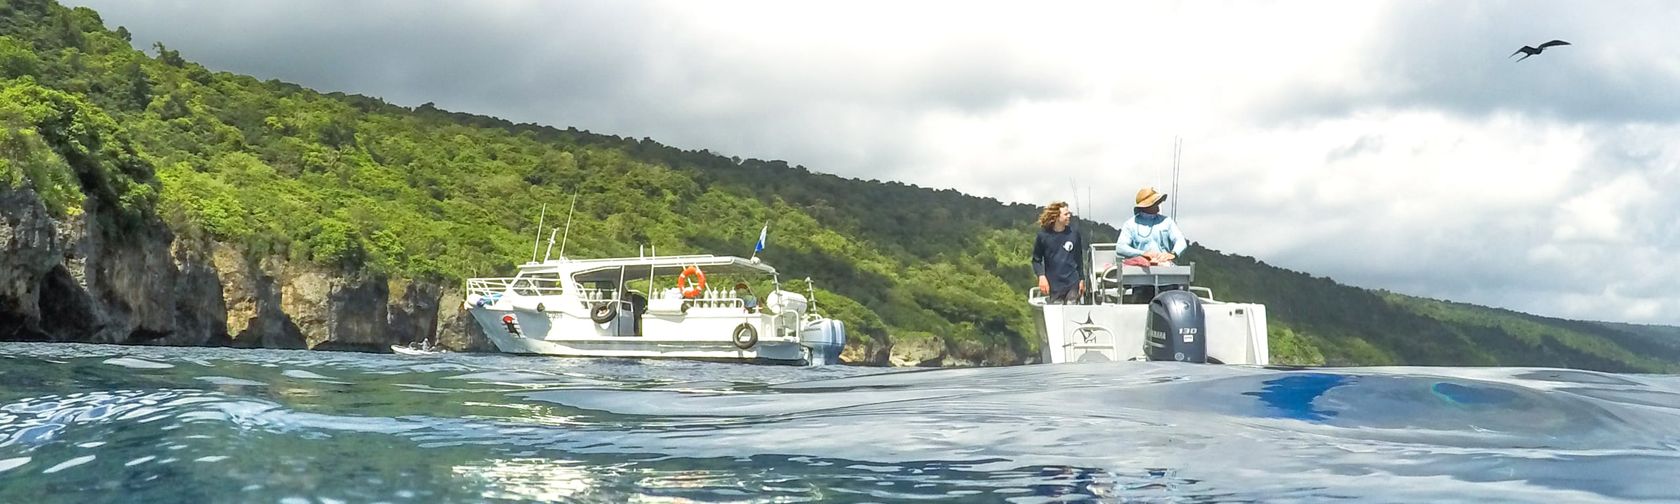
left=65, top=0, right=1680, bottom=326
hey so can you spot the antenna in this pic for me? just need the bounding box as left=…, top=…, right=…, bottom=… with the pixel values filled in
left=557, top=193, right=578, bottom=260
left=1171, top=136, right=1182, bottom=221
left=542, top=227, right=559, bottom=262
left=1067, top=177, right=1090, bottom=304
left=805, top=276, right=818, bottom=315
left=530, top=203, right=547, bottom=263
left=1067, top=178, right=1082, bottom=219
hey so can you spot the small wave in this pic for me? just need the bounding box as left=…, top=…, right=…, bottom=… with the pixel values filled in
left=0, top=457, right=29, bottom=473
left=40, top=455, right=94, bottom=474
left=102, top=357, right=173, bottom=370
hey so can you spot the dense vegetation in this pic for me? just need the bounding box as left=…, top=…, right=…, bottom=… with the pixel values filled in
left=3, top=0, right=1676, bottom=370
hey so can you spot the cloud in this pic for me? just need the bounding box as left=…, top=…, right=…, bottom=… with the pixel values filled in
left=66, top=0, right=1680, bottom=325
left=1251, top=1, right=1680, bottom=125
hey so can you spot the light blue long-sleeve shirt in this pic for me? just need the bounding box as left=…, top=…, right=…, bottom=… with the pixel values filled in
left=1115, top=212, right=1186, bottom=259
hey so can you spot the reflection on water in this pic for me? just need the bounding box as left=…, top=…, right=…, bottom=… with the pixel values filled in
left=455, top=458, right=596, bottom=501
left=1243, top=372, right=1351, bottom=421
left=2, top=342, right=1679, bottom=503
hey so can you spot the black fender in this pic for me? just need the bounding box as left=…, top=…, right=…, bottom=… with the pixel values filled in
left=590, top=303, right=617, bottom=324
left=732, top=323, right=758, bottom=350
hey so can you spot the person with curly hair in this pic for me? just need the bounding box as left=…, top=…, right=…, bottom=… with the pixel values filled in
left=1031, top=201, right=1085, bottom=304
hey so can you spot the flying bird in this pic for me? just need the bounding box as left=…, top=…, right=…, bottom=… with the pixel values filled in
left=1510, top=40, right=1571, bottom=62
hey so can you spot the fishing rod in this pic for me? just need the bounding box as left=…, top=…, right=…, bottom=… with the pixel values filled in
left=529, top=203, right=547, bottom=263
left=1172, top=136, right=1182, bottom=221
left=1067, top=177, right=1092, bottom=303
left=558, top=192, right=579, bottom=260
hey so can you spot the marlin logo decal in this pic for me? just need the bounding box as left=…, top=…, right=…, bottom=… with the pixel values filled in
left=1070, top=314, right=1111, bottom=344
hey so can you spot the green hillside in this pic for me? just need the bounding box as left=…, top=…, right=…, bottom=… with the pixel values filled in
left=3, top=0, right=1677, bottom=371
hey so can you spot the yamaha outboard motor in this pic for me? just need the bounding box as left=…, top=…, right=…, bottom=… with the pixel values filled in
left=1145, top=289, right=1207, bottom=363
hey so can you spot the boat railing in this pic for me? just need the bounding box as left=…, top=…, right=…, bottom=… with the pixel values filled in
left=1021, top=244, right=1220, bottom=304
left=465, top=278, right=515, bottom=296
left=690, top=297, right=747, bottom=310
left=654, top=288, right=752, bottom=310
left=466, top=277, right=567, bottom=297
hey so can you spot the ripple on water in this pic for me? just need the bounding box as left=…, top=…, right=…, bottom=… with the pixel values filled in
left=280, top=370, right=332, bottom=380
left=102, top=358, right=173, bottom=370
left=195, top=376, right=268, bottom=387
left=41, top=455, right=94, bottom=474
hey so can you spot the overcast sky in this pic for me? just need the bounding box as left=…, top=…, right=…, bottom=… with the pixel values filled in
left=67, top=0, right=1680, bottom=326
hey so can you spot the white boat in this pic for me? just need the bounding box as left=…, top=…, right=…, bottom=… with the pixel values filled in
left=462, top=254, right=846, bottom=365
left=1032, top=243, right=1269, bottom=365
left=390, top=341, right=448, bottom=356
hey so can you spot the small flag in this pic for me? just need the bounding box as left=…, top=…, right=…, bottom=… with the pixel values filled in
left=754, top=223, right=768, bottom=254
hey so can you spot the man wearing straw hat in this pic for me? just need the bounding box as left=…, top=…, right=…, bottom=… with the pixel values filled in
left=1116, top=187, right=1188, bottom=303
left=1117, top=187, right=1186, bottom=266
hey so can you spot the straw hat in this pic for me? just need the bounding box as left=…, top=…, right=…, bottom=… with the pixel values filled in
left=1134, top=187, right=1167, bottom=208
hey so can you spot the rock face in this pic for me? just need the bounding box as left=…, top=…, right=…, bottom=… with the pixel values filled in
left=2, top=185, right=888, bottom=362
left=0, top=186, right=488, bottom=352
left=435, top=288, right=494, bottom=352
left=387, top=279, right=438, bottom=348
left=1, top=186, right=220, bottom=345
left=0, top=188, right=64, bottom=341
left=165, top=237, right=230, bottom=347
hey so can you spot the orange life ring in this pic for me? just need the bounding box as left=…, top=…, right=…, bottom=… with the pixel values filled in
left=678, top=265, right=707, bottom=299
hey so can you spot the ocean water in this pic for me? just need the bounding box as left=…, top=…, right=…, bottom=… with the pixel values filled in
left=1, top=343, right=1678, bottom=503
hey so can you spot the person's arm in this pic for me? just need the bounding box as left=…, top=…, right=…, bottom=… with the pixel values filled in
left=1030, top=232, right=1048, bottom=276
left=1114, top=221, right=1146, bottom=259
left=1074, top=230, right=1087, bottom=293
left=1030, top=232, right=1050, bottom=294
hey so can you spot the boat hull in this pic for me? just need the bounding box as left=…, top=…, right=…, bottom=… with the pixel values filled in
left=1035, top=302, right=1268, bottom=365
left=467, top=307, right=832, bottom=364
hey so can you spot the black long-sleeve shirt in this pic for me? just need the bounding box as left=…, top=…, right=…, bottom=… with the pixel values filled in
left=1031, top=225, right=1085, bottom=295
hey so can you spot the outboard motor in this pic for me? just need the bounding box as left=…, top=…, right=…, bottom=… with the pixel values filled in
left=800, top=319, right=846, bottom=366
left=1145, top=289, right=1207, bottom=363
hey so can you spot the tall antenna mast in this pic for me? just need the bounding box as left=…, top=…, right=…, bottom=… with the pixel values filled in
left=1067, top=178, right=1083, bottom=219
left=1171, top=136, right=1183, bottom=220
left=1067, top=177, right=1089, bottom=303
left=529, top=203, right=548, bottom=263
left=557, top=193, right=579, bottom=260
left=542, top=227, right=559, bottom=262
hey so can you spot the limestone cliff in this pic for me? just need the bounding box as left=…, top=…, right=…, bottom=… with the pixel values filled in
left=0, top=186, right=487, bottom=352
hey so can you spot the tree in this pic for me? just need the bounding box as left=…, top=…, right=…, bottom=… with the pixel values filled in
left=0, top=36, right=40, bottom=78
left=151, top=41, right=184, bottom=67
left=120, top=59, right=150, bottom=110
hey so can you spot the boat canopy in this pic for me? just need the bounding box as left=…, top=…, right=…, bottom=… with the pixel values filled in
left=514, top=254, right=778, bottom=283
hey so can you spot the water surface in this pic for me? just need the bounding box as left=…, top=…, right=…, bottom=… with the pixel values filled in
left=3, top=342, right=1678, bottom=502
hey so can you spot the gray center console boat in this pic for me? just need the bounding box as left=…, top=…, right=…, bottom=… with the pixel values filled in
left=1031, top=243, right=1269, bottom=365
